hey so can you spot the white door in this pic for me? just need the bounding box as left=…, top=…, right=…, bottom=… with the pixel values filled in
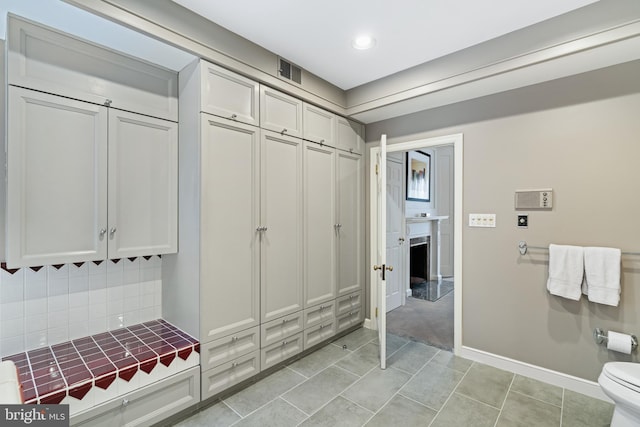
left=303, top=141, right=336, bottom=307
left=199, top=115, right=260, bottom=341
left=108, top=109, right=178, bottom=258
left=375, top=135, right=388, bottom=369
left=386, top=158, right=404, bottom=311
left=260, top=130, right=304, bottom=322
left=6, top=86, right=108, bottom=267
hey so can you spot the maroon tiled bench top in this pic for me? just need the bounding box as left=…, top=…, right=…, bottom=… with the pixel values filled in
left=2, top=319, right=199, bottom=405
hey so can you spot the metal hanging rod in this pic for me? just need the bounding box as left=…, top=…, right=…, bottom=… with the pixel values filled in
left=518, top=241, right=640, bottom=256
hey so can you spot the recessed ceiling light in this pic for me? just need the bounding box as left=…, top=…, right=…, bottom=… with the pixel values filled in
left=352, top=35, right=376, bottom=50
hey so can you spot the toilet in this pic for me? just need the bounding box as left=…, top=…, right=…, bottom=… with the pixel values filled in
left=599, top=362, right=640, bottom=426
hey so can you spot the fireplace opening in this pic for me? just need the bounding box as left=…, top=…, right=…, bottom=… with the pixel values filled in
left=409, top=236, right=430, bottom=286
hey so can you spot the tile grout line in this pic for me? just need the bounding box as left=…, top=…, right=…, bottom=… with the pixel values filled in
left=427, top=360, right=475, bottom=427
left=509, top=388, right=563, bottom=409
left=360, top=349, right=444, bottom=425
left=492, top=371, right=517, bottom=427
left=224, top=366, right=309, bottom=425
left=560, top=388, right=565, bottom=427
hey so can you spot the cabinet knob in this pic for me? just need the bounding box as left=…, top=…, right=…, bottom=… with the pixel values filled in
left=109, top=227, right=117, bottom=238
left=281, top=128, right=287, bottom=135
left=231, top=361, right=238, bottom=368
left=231, top=114, right=237, bottom=120
left=99, top=228, right=107, bottom=238
left=282, top=341, right=288, bottom=346
left=104, top=99, right=112, bottom=107
left=319, top=139, right=325, bottom=146
left=122, top=398, right=129, bottom=407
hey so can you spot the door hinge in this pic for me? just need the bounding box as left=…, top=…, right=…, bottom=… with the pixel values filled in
left=375, top=307, right=378, bottom=318
left=375, top=164, right=379, bottom=175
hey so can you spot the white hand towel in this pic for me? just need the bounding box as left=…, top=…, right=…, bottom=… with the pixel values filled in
left=546, top=244, right=584, bottom=300
left=583, top=247, right=621, bottom=306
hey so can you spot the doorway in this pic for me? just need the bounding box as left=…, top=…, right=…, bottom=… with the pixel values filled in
left=369, top=134, right=463, bottom=356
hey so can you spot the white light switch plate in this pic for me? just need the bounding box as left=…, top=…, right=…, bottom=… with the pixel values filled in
left=469, top=213, right=496, bottom=228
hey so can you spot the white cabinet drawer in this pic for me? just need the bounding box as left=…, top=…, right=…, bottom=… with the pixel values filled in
left=303, top=301, right=335, bottom=328
left=201, top=326, right=260, bottom=372
left=260, top=332, right=303, bottom=371
left=71, top=367, right=199, bottom=426
left=335, top=292, right=362, bottom=317
left=201, top=351, right=260, bottom=401
left=260, top=86, right=303, bottom=138
left=336, top=307, right=363, bottom=334
left=261, top=311, right=304, bottom=348
left=200, top=60, right=259, bottom=126
left=303, top=318, right=336, bottom=349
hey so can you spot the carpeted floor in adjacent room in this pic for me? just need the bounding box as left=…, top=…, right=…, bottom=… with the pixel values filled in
left=386, top=285, right=454, bottom=350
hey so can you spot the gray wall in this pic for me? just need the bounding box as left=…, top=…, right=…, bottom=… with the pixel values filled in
left=366, top=60, right=640, bottom=381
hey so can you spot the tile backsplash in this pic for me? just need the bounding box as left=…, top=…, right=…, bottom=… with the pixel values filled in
left=0, top=256, right=162, bottom=358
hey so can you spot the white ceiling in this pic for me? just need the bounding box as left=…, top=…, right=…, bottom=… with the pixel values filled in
left=173, top=0, right=598, bottom=90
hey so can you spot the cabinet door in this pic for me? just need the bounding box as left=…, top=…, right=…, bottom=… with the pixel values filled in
left=200, top=115, right=260, bottom=342
left=6, top=86, right=107, bottom=267
left=302, top=103, right=336, bottom=146
left=261, top=130, right=303, bottom=322
left=259, top=86, right=303, bottom=138
left=200, top=61, right=259, bottom=126
left=303, top=142, right=336, bottom=307
left=108, top=110, right=178, bottom=258
left=336, top=117, right=364, bottom=155
left=336, top=151, right=363, bottom=297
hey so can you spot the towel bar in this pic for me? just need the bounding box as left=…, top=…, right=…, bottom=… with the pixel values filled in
left=518, top=241, right=640, bottom=256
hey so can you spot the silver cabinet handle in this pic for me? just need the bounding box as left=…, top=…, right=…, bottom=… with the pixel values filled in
left=122, top=398, right=129, bottom=407
left=231, top=114, right=237, bottom=120
left=99, top=228, right=107, bottom=238
left=281, top=128, right=288, bottom=135
left=256, top=226, right=268, bottom=232
left=104, top=99, right=112, bottom=107
left=109, top=227, right=117, bottom=238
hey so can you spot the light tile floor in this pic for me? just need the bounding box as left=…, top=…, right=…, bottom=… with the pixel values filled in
left=173, top=328, right=614, bottom=427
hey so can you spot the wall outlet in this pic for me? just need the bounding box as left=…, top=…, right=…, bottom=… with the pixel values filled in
left=469, top=213, right=496, bottom=228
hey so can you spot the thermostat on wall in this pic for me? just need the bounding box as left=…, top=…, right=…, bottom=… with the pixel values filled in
left=515, top=189, right=553, bottom=210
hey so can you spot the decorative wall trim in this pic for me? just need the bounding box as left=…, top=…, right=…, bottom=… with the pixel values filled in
left=460, top=346, right=611, bottom=403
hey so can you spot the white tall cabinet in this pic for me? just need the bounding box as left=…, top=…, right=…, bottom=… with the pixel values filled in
left=165, top=58, right=364, bottom=402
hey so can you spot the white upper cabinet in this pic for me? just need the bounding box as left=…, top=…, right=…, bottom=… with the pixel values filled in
left=200, top=60, right=260, bottom=126
left=336, top=117, right=364, bottom=155
left=7, top=15, right=178, bottom=122
left=6, top=87, right=108, bottom=267
left=108, top=110, right=178, bottom=259
left=303, top=103, right=336, bottom=147
left=259, top=86, right=303, bottom=138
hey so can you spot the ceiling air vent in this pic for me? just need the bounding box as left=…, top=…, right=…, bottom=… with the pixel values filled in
left=278, top=57, right=302, bottom=85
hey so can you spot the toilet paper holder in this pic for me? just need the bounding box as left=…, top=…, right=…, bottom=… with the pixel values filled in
left=594, top=328, right=638, bottom=351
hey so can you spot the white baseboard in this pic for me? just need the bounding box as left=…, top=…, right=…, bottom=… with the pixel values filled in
left=460, top=346, right=612, bottom=403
